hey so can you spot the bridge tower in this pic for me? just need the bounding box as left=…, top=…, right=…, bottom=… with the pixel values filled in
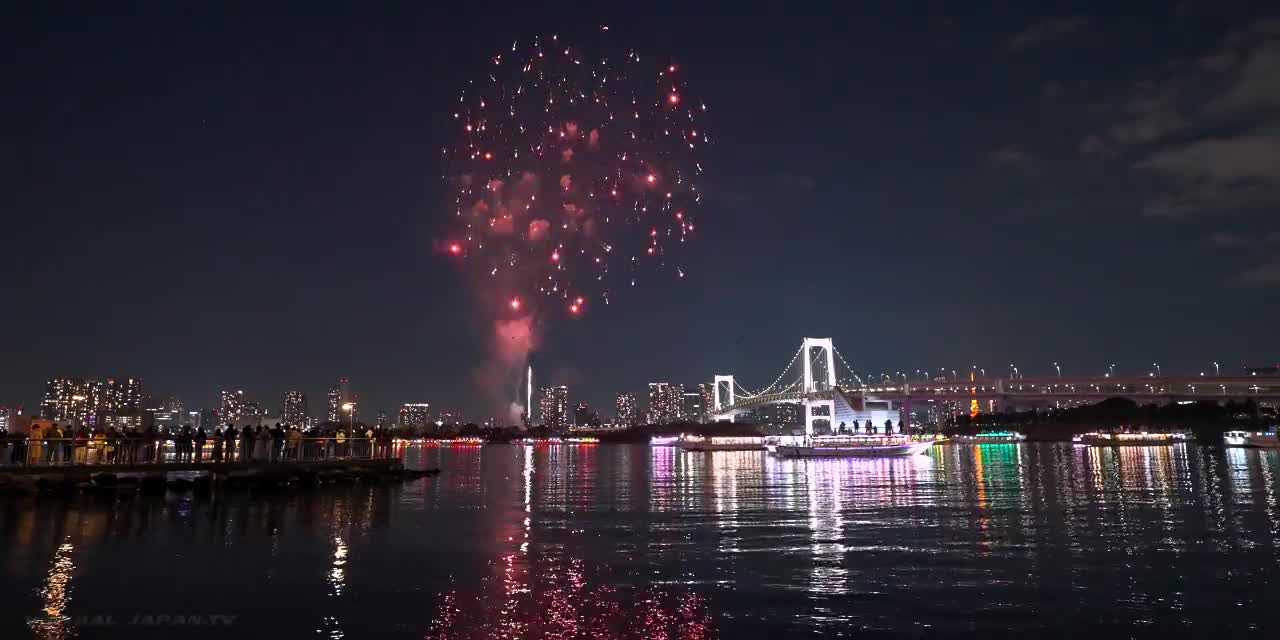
left=713, top=375, right=735, bottom=423
left=802, top=338, right=837, bottom=436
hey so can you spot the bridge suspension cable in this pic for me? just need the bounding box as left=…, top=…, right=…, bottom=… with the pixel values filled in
left=735, top=342, right=805, bottom=399
left=832, top=347, right=866, bottom=387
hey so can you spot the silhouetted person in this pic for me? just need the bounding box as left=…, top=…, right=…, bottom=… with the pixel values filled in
left=885, top=419, right=894, bottom=434
left=224, top=426, right=238, bottom=461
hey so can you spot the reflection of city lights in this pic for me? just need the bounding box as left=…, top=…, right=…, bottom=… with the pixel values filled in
left=28, top=541, right=74, bottom=638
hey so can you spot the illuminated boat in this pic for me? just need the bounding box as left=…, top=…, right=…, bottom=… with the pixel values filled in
left=678, top=435, right=766, bottom=452
left=649, top=435, right=680, bottom=446
left=1072, top=431, right=1187, bottom=446
left=773, top=434, right=941, bottom=458
left=564, top=437, right=598, bottom=445
left=952, top=431, right=1027, bottom=443
left=1224, top=430, right=1280, bottom=448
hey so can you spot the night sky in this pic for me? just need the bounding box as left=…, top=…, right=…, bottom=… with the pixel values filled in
left=5, top=2, right=1278, bottom=420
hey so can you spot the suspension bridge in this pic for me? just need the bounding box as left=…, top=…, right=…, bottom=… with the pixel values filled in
left=710, top=338, right=1280, bottom=434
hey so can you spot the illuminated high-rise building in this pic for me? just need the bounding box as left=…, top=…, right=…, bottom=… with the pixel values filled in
left=647, top=382, right=683, bottom=424
left=398, top=403, right=432, bottom=430
left=0, top=405, right=12, bottom=431
left=327, top=378, right=356, bottom=423
left=697, top=384, right=715, bottom=421
left=614, top=393, right=638, bottom=427
left=538, top=386, right=569, bottom=431
left=41, top=376, right=84, bottom=422
left=41, top=375, right=143, bottom=426
left=282, top=390, right=307, bottom=427
left=220, top=386, right=249, bottom=422
left=376, top=410, right=389, bottom=429
left=108, top=377, right=144, bottom=413
left=682, top=391, right=703, bottom=423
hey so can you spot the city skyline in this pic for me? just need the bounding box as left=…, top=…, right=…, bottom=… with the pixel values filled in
left=4, top=4, right=1278, bottom=420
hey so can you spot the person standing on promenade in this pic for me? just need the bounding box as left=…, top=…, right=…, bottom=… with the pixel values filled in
left=73, top=426, right=89, bottom=463
left=27, top=422, right=44, bottom=464
left=47, top=423, right=64, bottom=463
left=270, top=424, right=285, bottom=461
left=286, top=427, right=302, bottom=460
left=224, top=425, right=238, bottom=462
left=240, top=425, right=254, bottom=460
left=195, top=426, right=207, bottom=462
left=211, top=426, right=223, bottom=462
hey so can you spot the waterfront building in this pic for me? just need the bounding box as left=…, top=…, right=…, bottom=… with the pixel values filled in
left=538, top=386, right=569, bottom=431
left=647, top=382, right=683, bottom=424
left=0, top=405, right=11, bottom=431
left=376, top=410, right=389, bottom=428
left=614, top=393, right=638, bottom=427
left=574, top=402, right=598, bottom=427
left=282, top=390, right=307, bottom=427
left=103, top=413, right=143, bottom=431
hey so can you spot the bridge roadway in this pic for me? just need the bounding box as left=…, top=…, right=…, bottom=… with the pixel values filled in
left=714, top=375, right=1280, bottom=419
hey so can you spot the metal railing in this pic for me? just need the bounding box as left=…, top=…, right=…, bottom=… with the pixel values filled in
left=0, top=436, right=398, bottom=468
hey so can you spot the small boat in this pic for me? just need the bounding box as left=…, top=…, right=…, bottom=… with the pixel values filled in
left=649, top=435, right=680, bottom=446
left=773, top=435, right=941, bottom=458
left=1224, top=430, right=1280, bottom=448
left=952, top=431, right=1027, bottom=443
left=1072, top=431, right=1187, bottom=446
left=678, top=435, right=765, bottom=452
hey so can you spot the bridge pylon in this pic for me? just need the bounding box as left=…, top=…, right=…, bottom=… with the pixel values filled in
left=802, top=338, right=836, bottom=392
left=713, top=375, right=735, bottom=422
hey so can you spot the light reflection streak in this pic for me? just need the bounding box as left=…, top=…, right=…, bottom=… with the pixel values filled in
left=27, top=540, right=74, bottom=640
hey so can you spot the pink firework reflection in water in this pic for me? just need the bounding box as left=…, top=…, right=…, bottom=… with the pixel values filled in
left=425, top=555, right=715, bottom=640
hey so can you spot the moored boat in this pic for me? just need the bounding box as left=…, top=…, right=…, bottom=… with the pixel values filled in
left=1072, top=431, right=1187, bottom=446
left=678, top=435, right=766, bottom=452
left=1224, top=430, right=1280, bottom=448
left=952, top=431, right=1026, bottom=443
left=773, top=434, right=941, bottom=458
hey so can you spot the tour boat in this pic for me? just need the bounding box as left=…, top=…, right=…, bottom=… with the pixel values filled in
left=1224, top=430, right=1280, bottom=448
left=952, top=431, right=1027, bottom=443
left=678, top=435, right=766, bottom=452
left=773, top=434, right=941, bottom=458
left=1072, top=431, right=1188, bottom=446
left=649, top=435, right=680, bottom=446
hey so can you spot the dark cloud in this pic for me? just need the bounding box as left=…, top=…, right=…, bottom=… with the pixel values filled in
left=1236, top=260, right=1280, bottom=286
left=1009, top=17, right=1089, bottom=51
left=1135, top=126, right=1280, bottom=216
left=1083, top=19, right=1280, bottom=216
left=988, top=145, right=1034, bottom=165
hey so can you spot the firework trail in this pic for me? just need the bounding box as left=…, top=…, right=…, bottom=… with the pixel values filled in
left=443, top=29, right=707, bottom=420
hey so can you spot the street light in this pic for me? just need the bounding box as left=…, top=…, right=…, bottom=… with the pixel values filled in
left=1108, top=363, right=1115, bottom=377
left=1213, top=362, right=1220, bottom=376
left=1153, top=362, right=1161, bottom=377
left=342, top=402, right=355, bottom=433
left=1054, top=362, right=1061, bottom=378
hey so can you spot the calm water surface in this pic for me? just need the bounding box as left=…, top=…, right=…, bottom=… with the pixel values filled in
left=3, top=443, right=1280, bottom=638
